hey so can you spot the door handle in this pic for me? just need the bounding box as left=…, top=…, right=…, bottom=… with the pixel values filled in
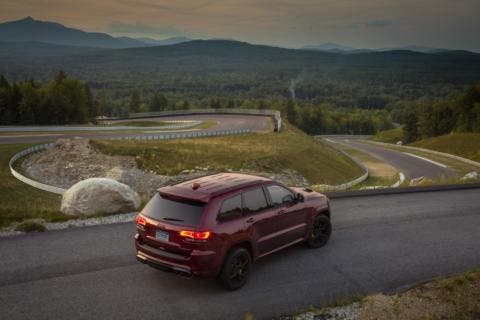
left=246, top=217, right=255, bottom=223
left=277, top=210, right=286, bottom=215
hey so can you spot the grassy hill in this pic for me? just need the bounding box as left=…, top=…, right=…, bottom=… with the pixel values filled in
left=411, top=133, right=480, bottom=162
left=373, top=127, right=404, bottom=143
left=92, top=122, right=364, bottom=186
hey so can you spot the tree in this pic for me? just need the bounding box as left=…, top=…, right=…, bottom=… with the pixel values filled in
left=129, top=90, right=141, bottom=113
left=403, top=110, right=418, bottom=143
left=284, top=100, right=296, bottom=123
left=149, top=92, right=168, bottom=111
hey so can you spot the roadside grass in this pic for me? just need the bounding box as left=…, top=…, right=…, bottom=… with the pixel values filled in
left=280, top=269, right=480, bottom=320
left=411, top=133, right=480, bottom=162
left=14, top=220, right=47, bottom=232
left=360, top=269, right=480, bottom=320
left=373, top=127, right=404, bottom=143
left=92, top=122, right=364, bottom=186
left=0, top=143, right=63, bottom=229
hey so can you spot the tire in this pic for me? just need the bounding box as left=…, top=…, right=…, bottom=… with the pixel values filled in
left=219, top=247, right=252, bottom=290
left=306, top=214, right=331, bottom=248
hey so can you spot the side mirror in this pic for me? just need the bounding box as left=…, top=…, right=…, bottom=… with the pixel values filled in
left=282, top=194, right=294, bottom=204
left=296, top=193, right=304, bottom=203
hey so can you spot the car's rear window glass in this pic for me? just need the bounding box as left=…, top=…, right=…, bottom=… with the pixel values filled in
left=142, top=194, right=206, bottom=226
left=242, top=188, right=268, bottom=214
left=218, top=194, right=242, bottom=221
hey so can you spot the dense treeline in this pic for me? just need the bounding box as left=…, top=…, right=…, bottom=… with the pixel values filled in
left=0, top=72, right=95, bottom=125
left=0, top=70, right=393, bottom=134
left=399, top=86, right=480, bottom=142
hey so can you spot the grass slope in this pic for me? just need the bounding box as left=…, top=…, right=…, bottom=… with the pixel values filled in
left=411, top=133, right=480, bottom=162
left=373, top=127, right=404, bottom=143
left=92, top=123, right=364, bottom=185
left=0, top=144, right=62, bottom=228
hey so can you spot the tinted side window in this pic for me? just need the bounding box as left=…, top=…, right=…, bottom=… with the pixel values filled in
left=242, top=188, right=268, bottom=214
left=218, top=195, right=242, bottom=221
left=267, top=185, right=294, bottom=206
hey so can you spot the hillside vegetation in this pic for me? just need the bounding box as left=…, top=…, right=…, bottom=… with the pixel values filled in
left=372, top=127, right=404, bottom=143
left=0, top=144, right=62, bottom=228
left=411, top=133, right=480, bottom=162
left=92, top=122, right=364, bottom=185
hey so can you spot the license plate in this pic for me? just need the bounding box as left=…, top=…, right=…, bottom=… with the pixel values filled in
left=155, top=230, right=169, bottom=242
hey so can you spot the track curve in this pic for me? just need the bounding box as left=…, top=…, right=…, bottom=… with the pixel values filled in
left=328, top=137, right=457, bottom=179
left=0, top=114, right=271, bottom=144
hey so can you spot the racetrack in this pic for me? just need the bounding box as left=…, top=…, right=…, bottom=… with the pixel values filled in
left=328, top=137, right=457, bottom=179
left=1, top=188, right=479, bottom=320
left=0, top=114, right=271, bottom=144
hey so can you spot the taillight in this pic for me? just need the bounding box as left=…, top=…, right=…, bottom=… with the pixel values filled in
left=136, top=215, right=146, bottom=227
left=179, top=230, right=211, bottom=240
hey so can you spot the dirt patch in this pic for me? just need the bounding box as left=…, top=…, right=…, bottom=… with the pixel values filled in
left=21, top=138, right=311, bottom=199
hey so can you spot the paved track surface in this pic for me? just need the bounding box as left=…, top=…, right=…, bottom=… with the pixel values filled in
left=0, top=114, right=270, bottom=144
left=329, top=137, right=457, bottom=179
left=1, top=189, right=479, bottom=320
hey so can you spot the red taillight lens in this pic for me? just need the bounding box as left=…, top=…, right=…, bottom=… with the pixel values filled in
left=136, top=215, right=146, bottom=227
left=179, top=230, right=211, bottom=240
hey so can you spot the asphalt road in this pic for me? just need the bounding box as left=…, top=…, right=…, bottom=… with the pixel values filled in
left=1, top=188, right=479, bottom=320
left=0, top=114, right=271, bottom=144
left=329, top=137, right=457, bottom=179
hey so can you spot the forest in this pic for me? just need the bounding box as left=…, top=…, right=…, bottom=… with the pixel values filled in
left=399, top=85, right=480, bottom=143
left=1, top=40, right=479, bottom=135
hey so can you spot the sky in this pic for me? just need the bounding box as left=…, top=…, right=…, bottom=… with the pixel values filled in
left=1, top=0, right=480, bottom=51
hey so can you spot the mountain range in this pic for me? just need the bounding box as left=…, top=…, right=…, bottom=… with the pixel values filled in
left=0, top=17, right=469, bottom=53
left=0, top=17, right=192, bottom=48
left=301, top=42, right=451, bottom=54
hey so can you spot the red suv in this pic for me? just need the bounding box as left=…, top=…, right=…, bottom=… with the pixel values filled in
left=135, top=173, right=331, bottom=290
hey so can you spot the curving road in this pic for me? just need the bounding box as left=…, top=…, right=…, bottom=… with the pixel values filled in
left=1, top=188, right=479, bottom=320
left=0, top=114, right=271, bottom=144
left=328, top=137, right=457, bottom=179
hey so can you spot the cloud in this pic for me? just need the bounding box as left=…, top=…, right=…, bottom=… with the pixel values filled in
left=366, top=19, right=392, bottom=28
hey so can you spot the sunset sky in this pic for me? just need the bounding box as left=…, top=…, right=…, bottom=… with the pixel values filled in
left=1, top=0, right=479, bottom=50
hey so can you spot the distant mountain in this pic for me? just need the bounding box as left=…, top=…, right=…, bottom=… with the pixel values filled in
left=302, top=42, right=357, bottom=52
left=302, top=42, right=455, bottom=54
left=0, top=17, right=193, bottom=49
left=0, top=17, right=145, bottom=48
left=135, top=36, right=192, bottom=46
left=378, top=45, right=449, bottom=53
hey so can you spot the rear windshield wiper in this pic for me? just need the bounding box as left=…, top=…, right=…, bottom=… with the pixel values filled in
left=162, top=217, right=184, bottom=222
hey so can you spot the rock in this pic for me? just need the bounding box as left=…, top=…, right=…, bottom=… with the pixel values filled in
left=61, top=178, right=141, bottom=215
left=396, top=141, right=403, bottom=145
left=409, top=176, right=424, bottom=186
left=461, top=171, right=479, bottom=181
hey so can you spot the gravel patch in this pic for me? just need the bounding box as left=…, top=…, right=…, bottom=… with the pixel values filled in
left=281, top=302, right=361, bottom=320
left=21, top=138, right=311, bottom=199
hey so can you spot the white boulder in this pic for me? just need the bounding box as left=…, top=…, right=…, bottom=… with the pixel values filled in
left=61, top=178, right=141, bottom=215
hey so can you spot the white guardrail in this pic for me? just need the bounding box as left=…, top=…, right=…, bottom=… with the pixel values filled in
left=9, top=128, right=251, bottom=195
left=110, top=108, right=282, bottom=132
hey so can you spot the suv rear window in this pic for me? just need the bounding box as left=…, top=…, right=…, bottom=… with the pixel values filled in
left=142, top=194, right=206, bottom=226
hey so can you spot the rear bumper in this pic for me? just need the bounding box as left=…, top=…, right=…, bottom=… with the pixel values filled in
left=134, top=234, right=218, bottom=278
